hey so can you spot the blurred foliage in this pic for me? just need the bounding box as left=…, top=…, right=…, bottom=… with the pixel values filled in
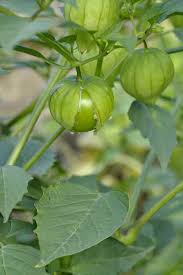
left=1, top=0, right=183, bottom=274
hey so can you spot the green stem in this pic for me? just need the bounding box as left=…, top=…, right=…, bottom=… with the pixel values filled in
left=166, top=46, right=183, bottom=55
left=121, top=181, right=183, bottom=246
left=95, top=56, right=104, bottom=77
left=124, top=150, right=155, bottom=228
left=95, top=43, right=106, bottom=77
left=143, top=40, right=148, bottom=48
left=7, top=68, right=68, bottom=166
left=6, top=98, right=37, bottom=128
left=76, top=66, right=82, bottom=81
left=24, top=127, right=64, bottom=171
left=31, top=8, right=42, bottom=20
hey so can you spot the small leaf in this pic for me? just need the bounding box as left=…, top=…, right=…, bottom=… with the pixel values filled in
left=35, top=183, right=128, bottom=266
left=0, top=166, right=32, bottom=222
left=70, top=238, right=154, bottom=275
left=0, top=15, right=60, bottom=49
left=0, top=244, right=47, bottom=275
left=128, top=101, right=177, bottom=169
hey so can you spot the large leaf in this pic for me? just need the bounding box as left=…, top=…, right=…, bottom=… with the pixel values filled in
left=0, top=244, right=47, bottom=275
left=69, top=238, right=154, bottom=275
left=0, top=15, right=60, bottom=49
left=35, top=183, right=128, bottom=266
left=68, top=175, right=109, bottom=193
left=0, top=0, right=39, bottom=17
left=0, top=138, right=55, bottom=176
left=0, top=166, right=32, bottom=222
left=128, top=101, right=177, bottom=169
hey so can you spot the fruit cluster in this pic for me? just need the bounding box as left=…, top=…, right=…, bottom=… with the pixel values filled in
left=49, top=0, right=175, bottom=132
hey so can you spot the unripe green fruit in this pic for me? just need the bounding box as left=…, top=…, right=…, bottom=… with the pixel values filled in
left=170, top=15, right=183, bottom=28
left=64, top=0, right=120, bottom=36
left=49, top=77, right=114, bottom=132
left=75, top=47, right=127, bottom=85
left=120, top=48, right=174, bottom=103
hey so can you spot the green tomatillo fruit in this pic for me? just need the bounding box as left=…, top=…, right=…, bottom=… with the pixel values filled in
left=49, top=76, right=114, bottom=132
left=120, top=48, right=174, bottom=103
left=75, top=47, right=127, bottom=85
left=64, top=0, right=120, bottom=36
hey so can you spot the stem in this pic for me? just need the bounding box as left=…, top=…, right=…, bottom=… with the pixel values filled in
left=7, top=68, right=68, bottom=166
left=31, top=9, right=42, bottom=20
left=76, top=66, right=82, bottom=81
left=166, top=46, right=183, bottom=55
left=121, top=181, right=183, bottom=246
left=6, top=98, right=37, bottom=128
left=95, top=43, right=106, bottom=77
left=124, top=150, right=155, bottom=228
left=24, top=127, right=64, bottom=171
left=143, top=40, right=148, bottom=48
left=95, top=55, right=104, bottom=77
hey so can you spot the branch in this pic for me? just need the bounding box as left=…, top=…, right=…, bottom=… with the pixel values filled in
left=120, top=181, right=183, bottom=245
left=166, top=46, right=183, bottom=55
left=24, top=127, right=65, bottom=171
left=7, top=68, right=68, bottom=166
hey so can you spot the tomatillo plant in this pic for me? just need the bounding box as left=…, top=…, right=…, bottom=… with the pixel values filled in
left=1, top=0, right=183, bottom=274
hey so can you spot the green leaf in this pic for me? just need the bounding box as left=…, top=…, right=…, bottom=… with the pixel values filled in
left=68, top=175, right=102, bottom=192
left=173, top=28, right=183, bottom=42
left=0, top=0, right=39, bottom=17
left=35, top=183, right=128, bottom=266
left=0, top=244, right=47, bottom=275
left=141, top=0, right=183, bottom=24
left=140, top=4, right=163, bottom=25
left=0, top=138, right=55, bottom=176
left=70, top=238, right=154, bottom=275
left=0, top=15, right=60, bottom=49
left=0, top=216, right=35, bottom=245
left=158, top=0, right=183, bottom=22
left=14, top=45, right=67, bottom=68
left=151, top=219, right=175, bottom=250
left=105, top=32, right=137, bottom=52
left=144, top=236, right=183, bottom=275
left=7, top=220, right=35, bottom=244
left=37, top=33, right=75, bottom=62
left=14, top=45, right=48, bottom=61
left=0, top=166, right=32, bottom=222
left=128, top=101, right=177, bottom=169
